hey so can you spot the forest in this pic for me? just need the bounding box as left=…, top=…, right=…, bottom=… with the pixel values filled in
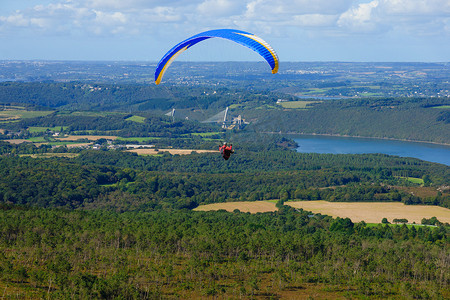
left=0, top=138, right=449, bottom=298
left=0, top=78, right=449, bottom=298
left=0, top=198, right=448, bottom=298
left=248, top=97, right=450, bottom=144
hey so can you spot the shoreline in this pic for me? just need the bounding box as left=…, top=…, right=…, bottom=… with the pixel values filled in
left=264, top=132, right=450, bottom=147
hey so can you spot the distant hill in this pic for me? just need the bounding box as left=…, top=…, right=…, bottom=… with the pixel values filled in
left=0, top=81, right=449, bottom=144
left=247, top=98, right=450, bottom=144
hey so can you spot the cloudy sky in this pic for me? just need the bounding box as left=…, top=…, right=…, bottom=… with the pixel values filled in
left=1, top=0, right=449, bottom=62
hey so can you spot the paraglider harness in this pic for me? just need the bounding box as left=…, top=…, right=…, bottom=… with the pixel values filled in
left=219, top=143, right=234, bottom=160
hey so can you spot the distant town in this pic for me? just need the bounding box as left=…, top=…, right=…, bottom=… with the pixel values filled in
left=1, top=60, right=449, bottom=98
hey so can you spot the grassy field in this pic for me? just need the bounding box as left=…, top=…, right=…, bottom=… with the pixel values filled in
left=117, top=136, right=161, bottom=142
left=58, top=111, right=125, bottom=117
left=26, top=137, right=47, bottom=142
left=27, top=126, right=69, bottom=133
left=190, top=132, right=222, bottom=137
left=397, top=176, right=424, bottom=185
left=0, top=109, right=53, bottom=121
left=125, top=115, right=146, bottom=123
left=431, top=105, right=450, bottom=109
left=55, top=135, right=119, bottom=141
left=195, top=201, right=450, bottom=224
left=277, top=100, right=321, bottom=109
left=405, top=177, right=424, bottom=184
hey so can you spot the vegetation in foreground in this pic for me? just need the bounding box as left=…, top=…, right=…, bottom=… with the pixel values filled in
left=0, top=139, right=448, bottom=298
left=0, top=206, right=448, bottom=299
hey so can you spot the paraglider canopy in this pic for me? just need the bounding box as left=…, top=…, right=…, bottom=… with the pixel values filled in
left=155, top=29, right=279, bottom=85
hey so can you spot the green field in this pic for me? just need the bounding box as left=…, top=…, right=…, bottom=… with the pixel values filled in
left=116, top=136, right=161, bottom=142
left=190, top=132, right=221, bottom=137
left=398, top=176, right=424, bottom=185
left=27, top=126, right=68, bottom=133
left=304, top=88, right=328, bottom=94
left=125, top=115, right=146, bottom=123
left=278, top=100, right=321, bottom=109
left=23, top=137, right=87, bottom=146
left=431, top=105, right=450, bottom=109
left=0, top=109, right=54, bottom=120
left=57, top=111, right=125, bottom=117
left=228, top=104, right=246, bottom=109
left=25, top=137, right=47, bottom=142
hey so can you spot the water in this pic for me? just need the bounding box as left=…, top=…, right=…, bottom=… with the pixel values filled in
left=294, top=135, right=450, bottom=166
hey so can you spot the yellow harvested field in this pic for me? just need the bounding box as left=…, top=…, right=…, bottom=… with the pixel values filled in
left=195, top=200, right=450, bottom=224
left=66, top=143, right=92, bottom=148
left=56, top=135, right=118, bottom=141
left=288, top=201, right=450, bottom=224
left=5, top=139, right=29, bottom=144
left=194, top=201, right=278, bottom=213
left=127, top=149, right=218, bottom=155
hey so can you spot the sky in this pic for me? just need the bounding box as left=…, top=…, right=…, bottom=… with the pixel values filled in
left=0, top=0, right=449, bottom=62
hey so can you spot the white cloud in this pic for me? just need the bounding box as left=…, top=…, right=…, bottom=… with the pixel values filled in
left=336, top=0, right=450, bottom=35
left=337, top=0, right=380, bottom=32
left=245, top=0, right=353, bottom=17
left=30, top=17, right=50, bottom=28
left=197, top=0, right=242, bottom=16
left=93, top=10, right=126, bottom=26
left=290, top=14, right=338, bottom=27
left=0, top=0, right=356, bottom=36
left=86, top=0, right=153, bottom=10
left=0, top=0, right=448, bottom=58
left=0, top=14, right=29, bottom=27
left=380, top=0, right=450, bottom=16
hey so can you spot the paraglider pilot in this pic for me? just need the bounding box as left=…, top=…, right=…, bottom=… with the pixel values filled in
left=219, top=142, right=234, bottom=160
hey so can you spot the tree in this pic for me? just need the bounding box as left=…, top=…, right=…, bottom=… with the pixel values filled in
left=421, top=216, right=441, bottom=226
left=393, top=218, right=408, bottom=224
left=422, top=174, right=431, bottom=187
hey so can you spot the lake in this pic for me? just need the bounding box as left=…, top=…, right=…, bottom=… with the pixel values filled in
left=293, top=135, right=450, bottom=166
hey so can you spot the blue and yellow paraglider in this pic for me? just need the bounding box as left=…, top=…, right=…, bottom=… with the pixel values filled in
left=155, top=29, right=279, bottom=85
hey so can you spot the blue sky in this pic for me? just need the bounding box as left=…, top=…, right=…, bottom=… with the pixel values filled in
left=1, top=0, right=449, bottom=62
